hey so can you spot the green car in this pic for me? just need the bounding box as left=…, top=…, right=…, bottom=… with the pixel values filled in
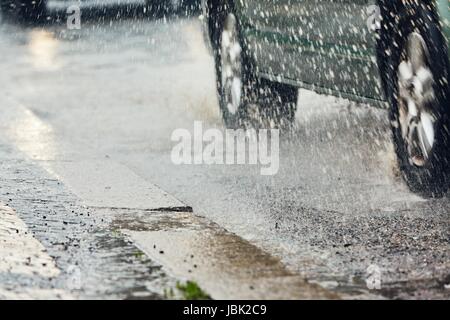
left=202, top=0, right=450, bottom=196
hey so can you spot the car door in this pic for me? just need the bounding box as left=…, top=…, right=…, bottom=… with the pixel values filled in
left=314, top=0, right=383, bottom=100
left=238, top=0, right=383, bottom=101
left=236, top=0, right=316, bottom=85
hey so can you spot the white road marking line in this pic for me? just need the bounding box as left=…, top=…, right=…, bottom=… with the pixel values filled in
left=2, top=97, right=189, bottom=212
left=0, top=203, right=60, bottom=278
left=0, top=288, right=74, bottom=300
left=48, top=159, right=189, bottom=211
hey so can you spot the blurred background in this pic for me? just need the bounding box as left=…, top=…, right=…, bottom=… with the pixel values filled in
left=0, top=0, right=201, bottom=24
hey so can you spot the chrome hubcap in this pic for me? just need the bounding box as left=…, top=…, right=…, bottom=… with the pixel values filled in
left=397, top=32, right=436, bottom=167
left=220, top=13, right=243, bottom=115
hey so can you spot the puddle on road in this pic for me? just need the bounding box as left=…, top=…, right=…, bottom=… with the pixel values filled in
left=112, top=210, right=338, bottom=299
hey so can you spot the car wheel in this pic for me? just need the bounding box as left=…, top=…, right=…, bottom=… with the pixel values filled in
left=213, top=2, right=297, bottom=128
left=258, top=79, right=299, bottom=128
left=383, top=3, right=450, bottom=196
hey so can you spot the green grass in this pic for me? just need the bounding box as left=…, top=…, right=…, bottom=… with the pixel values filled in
left=111, top=228, right=121, bottom=237
left=164, top=287, right=175, bottom=299
left=176, top=281, right=211, bottom=300
left=133, top=251, right=145, bottom=259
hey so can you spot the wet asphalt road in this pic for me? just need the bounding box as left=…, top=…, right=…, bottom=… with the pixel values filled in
left=0, top=7, right=449, bottom=299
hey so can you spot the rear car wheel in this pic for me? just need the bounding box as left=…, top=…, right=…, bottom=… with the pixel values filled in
left=381, top=3, right=450, bottom=196
left=212, top=1, right=298, bottom=128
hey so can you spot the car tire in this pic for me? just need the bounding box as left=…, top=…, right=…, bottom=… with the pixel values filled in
left=258, top=79, right=299, bottom=128
left=212, top=0, right=298, bottom=129
left=380, top=2, right=450, bottom=197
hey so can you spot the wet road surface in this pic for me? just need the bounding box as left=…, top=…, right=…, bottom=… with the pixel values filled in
left=0, top=9, right=449, bottom=299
